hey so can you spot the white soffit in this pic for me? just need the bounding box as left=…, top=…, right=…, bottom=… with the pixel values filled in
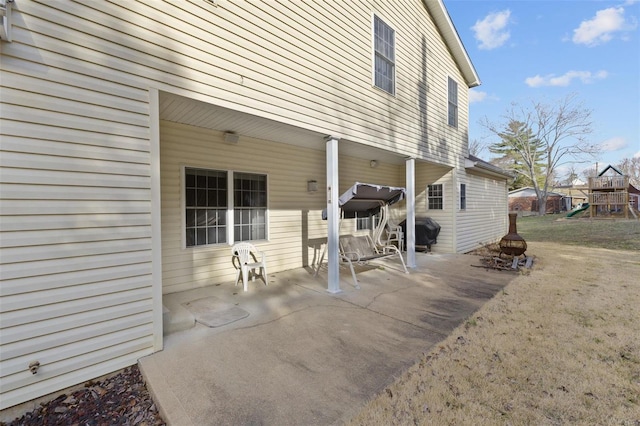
left=158, top=92, right=407, bottom=164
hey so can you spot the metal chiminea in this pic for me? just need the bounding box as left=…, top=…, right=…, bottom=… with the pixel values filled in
left=499, top=213, right=527, bottom=257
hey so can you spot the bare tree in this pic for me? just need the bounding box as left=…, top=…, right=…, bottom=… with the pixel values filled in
left=616, top=156, right=640, bottom=187
left=561, top=164, right=580, bottom=186
left=468, top=138, right=484, bottom=157
left=581, top=165, right=599, bottom=182
left=481, top=93, right=599, bottom=215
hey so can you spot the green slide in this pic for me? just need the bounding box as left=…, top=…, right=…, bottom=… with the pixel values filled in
left=566, top=203, right=589, bottom=217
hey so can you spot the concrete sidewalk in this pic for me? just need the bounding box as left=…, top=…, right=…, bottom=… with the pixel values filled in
left=139, top=252, right=514, bottom=425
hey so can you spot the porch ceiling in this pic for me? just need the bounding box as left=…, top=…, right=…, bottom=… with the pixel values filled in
left=158, top=92, right=407, bottom=165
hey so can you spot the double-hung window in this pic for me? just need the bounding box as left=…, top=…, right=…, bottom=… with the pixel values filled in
left=373, top=15, right=395, bottom=95
left=234, top=172, right=267, bottom=241
left=185, top=168, right=228, bottom=247
left=185, top=167, right=267, bottom=247
left=448, top=77, right=458, bottom=128
left=427, top=184, right=444, bottom=210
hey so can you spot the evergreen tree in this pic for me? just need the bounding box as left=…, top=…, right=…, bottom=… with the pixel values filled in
left=488, top=120, right=545, bottom=190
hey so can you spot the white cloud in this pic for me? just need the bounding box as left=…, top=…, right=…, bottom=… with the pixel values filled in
left=525, top=70, right=608, bottom=87
left=572, top=6, right=638, bottom=46
left=634, top=150, right=640, bottom=158
left=469, top=90, right=488, bottom=104
left=472, top=10, right=511, bottom=50
left=600, top=137, right=628, bottom=151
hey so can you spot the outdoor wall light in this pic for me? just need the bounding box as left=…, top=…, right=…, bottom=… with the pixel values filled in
left=223, top=131, right=239, bottom=144
left=307, top=180, right=318, bottom=192
left=370, top=160, right=379, bottom=168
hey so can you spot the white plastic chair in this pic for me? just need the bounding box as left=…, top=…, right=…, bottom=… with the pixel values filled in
left=385, top=224, right=404, bottom=252
left=231, top=242, right=268, bottom=292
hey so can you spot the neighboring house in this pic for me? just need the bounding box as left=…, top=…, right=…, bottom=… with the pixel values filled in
left=553, top=179, right=589, bottom=209
left=508, top=187, right=569, bottom=214
left=0, top=0, right=510, bottom=410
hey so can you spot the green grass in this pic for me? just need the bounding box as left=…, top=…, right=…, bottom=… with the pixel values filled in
left=516, top=214, right=640, bottom=251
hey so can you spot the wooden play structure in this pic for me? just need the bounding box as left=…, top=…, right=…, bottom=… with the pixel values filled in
left=588, top=165, right=637, bottom=219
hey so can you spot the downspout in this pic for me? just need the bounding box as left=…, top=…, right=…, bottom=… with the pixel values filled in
left=405, top=158, right=416, bottom=268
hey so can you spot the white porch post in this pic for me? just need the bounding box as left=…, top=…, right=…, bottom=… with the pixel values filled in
left=326, top=136, right=341, bottom=293
left=406, top=158, right=416, bottom=268
left=149, top=88, right=164, bottom=350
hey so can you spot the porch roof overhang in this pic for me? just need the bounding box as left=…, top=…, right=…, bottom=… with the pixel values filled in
left=159, top=91, right=408, bottom=165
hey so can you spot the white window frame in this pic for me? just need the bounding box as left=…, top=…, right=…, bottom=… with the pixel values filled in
left=427, top=183, right=444, bottom=210
left=182, top=166, right=269, bottom=248
left=372, top=13, right=396, bottom=95
left=448, top=77, right=458, bottom=128
left=233, top=171, right=268, bottom=243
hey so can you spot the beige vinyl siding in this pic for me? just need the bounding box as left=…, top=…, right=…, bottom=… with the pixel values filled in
left=456, top=171, right=509, bottom=253
left=0, top=2, right=154, bottom=409
left=1, top=148, right=153, bottom=413
left=160, top=121, right=402, bottom=294
left=415, top=163, right=454, bottom=253
left=159, top=121, right=325, bottom=294
left=5, top=0, right=467, bottom=164
left=1, top=0, right=474, bottom=409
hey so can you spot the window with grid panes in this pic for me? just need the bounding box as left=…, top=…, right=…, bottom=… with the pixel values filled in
left=234, top=172, right=267, bottom=242
left=373, top=15, right=395, bottom=95
left=185, top=168, right=227, bottom=247
left=427, top=184, right=444, bottom=210
left=460, top=183, right=466, bottom=210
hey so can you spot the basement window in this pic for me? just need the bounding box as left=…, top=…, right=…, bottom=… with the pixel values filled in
left=185, top=167, right=267, bottom=247
left=427, top=184, right=444, bottom=210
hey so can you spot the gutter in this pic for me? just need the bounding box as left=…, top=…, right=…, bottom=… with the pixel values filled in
left=465, top=156, right=512, bottom=179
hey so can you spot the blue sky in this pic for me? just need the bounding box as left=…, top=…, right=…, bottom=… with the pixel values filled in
left=445, top=0, right=640, bottom=178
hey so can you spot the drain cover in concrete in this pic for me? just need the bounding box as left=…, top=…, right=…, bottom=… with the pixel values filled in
left=182, top=297, right=249, bottom=328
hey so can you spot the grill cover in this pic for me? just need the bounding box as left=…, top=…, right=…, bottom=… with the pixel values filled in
left=400, top=218, right=441, bottom=249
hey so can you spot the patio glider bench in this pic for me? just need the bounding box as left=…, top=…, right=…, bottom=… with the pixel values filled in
left=336, top=234, right=408, bottom=289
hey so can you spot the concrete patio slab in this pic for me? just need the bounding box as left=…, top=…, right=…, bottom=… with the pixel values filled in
left=139, top=252, right=515, bottom=425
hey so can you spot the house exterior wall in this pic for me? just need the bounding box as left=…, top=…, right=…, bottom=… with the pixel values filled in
left=553, top=186, right=589, bottom=208
left=415, top=163, right=455, bottom=253
left=160, top=121, right=402, bottom=294
left=456, top=170, right=509, bottom=253
left=0, top=0, right=484, bottom=410
left=414, top=164, right=509, bottom=254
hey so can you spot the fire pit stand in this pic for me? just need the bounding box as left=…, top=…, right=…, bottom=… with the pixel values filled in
left=499, top=213, right=527, bottom=258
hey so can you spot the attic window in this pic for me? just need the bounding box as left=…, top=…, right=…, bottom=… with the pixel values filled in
left=373, top=15, right=395, bottom=95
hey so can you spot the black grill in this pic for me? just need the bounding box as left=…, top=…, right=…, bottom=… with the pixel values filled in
left=400, top=218, right=441, bottom=251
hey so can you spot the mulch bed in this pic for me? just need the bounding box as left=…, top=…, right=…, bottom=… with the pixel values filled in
left=2, top=365, right=165, bottom=426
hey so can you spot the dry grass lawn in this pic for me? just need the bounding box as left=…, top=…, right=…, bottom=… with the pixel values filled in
left=349, top=222, right=640, bottom=425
